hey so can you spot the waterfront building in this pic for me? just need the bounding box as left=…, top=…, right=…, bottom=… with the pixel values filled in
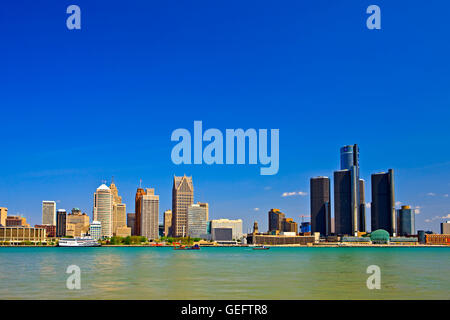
left=441, top=221, right=450, bottom=234
left=211, top=228, right=233, bottom=243
left=6, top=215, right=29, bottom=227
left=339, top=144, right=364, bottom=235
left=310, top=176, right=331, bottom=236
left=42, top=201, right=56, bottom=225
left=426, top=234, right=450, bottom=245
left=253, top=221, right=259, bottom=234
left=110, top=180, right=131, bottom=237
left=127, top=213, right=136, bottom=235
left=334, top=170, right=354, bottom=235
left=163, top=210, right=172, bottom=237
left=0, top=226, right=46, bottom=244
left=268, top=208, right=285, bottom=232
left=187, top=203, right=208, bottom=238
left=89, top=221, right=102, bottom=240
left=0, top=207, right=7, bottom=226
left=93, top=184, right=113, bottom=238
left=370, top=229, right=390, bottom=244
left=282, top=218, right=298, bottom=234
left=172, top=175, right=194, bottom=237
left=397, top=205, right=415, bottom=236
left=135, top=187, right=147, bottom=236
left=246, top=233, right=316, bottom=245
left=371, top=169, right=396, bottom=235
left=56, top=209, right=67, bottom=237
left=67, top=209, right=90, bottom=237
left=141, top=188, right=159, bottom=240
left=300, top=221, right=311, bottom=234
left=418, top=230, right=426, bottom=244
left=34, top=224, right=56, bottom=238
left=210, top=219, right=243, bottom=240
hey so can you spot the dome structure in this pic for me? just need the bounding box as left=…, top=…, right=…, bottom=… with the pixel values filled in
left=370, top=229, right=390, bottom=244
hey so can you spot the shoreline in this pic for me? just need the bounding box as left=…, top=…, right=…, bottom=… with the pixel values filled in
left=0, top=244, right=448, bottom=248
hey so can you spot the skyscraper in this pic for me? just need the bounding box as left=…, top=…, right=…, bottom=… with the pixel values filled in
left=163, top=210, right=172, bottom=237
left=127, top=213, right=136, bottom=235
left=310, top=176, right=331, bottom=236
left=334, top=144, right=364, bottom=236
left=141, top=188, right=159, bottom=240
left=93, top=184, right=113, bottom=238
left=371, top=169, right=396, bottom=235
left=441, top=221, right=450, bottom=234
left=268, top=208, right=285, bottom=232
left=42, top=201, right=56, bottom=225
left=172, top=175, right=194, bottom=237
left=135, top=187, right=147, bottom=236
left=187, top=203, right=208, bottom=238
left=110, top=179, right=130, bottom=237
left=334, top=170, right=353, bottom=235
left=397, top=205, right=415, bottom=236
left=56, top=209, right=67, bottom=237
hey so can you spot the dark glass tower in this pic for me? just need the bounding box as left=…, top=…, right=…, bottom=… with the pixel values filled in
left=268, top=209, right=285, bottom=232
left=397, top=205, right=415, bottom=236
left=334, top=170, right=353, bottom=235
left=56, top=209, right=67, bottom=237
left=335, top=144, right=362, bottom=235
left=371, top=169, right=396, bottom=235
left=310, top=176, right=331, bottom=236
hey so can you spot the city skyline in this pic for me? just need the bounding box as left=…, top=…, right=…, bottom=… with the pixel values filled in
left=1, top=1, right=449, bottom=233
left=1, top=142, right=449, bottom=235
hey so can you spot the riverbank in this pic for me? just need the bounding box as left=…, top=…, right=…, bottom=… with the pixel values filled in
left=0, top=244, right=448, bottom=248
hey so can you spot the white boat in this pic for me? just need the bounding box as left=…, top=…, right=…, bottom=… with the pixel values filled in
left=58, top=237, right=101, bottom=247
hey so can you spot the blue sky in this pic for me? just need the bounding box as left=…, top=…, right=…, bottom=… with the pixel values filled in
left=0, top=0, right=449, bottom=233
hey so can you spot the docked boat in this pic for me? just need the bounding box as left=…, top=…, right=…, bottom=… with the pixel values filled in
left=173, top=244, right=200, bottom=250
left=58, top=237, right=101, bottom=247
left=252, top=245, right=270, bottom=250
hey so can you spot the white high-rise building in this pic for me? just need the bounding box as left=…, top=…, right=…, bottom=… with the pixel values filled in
left=93, top=184, right=113, bottom=238
left=141, top=188, right=159, bottom=240
left=188, top=203, right=208, bottom=238
left=42, top=201, right=56, bottom=225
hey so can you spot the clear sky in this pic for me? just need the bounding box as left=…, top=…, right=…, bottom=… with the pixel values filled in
left=1, top=0, right=449, bottom=233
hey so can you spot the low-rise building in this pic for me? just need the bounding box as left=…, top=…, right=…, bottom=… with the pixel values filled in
left=5, top=215, right=29, bottom=227
left=210, top=219, right=243, bottom=240
left=35, top=224, right=56, bottom=238
left=0, top=226, right=46, bottom=243
left=247, top=233, right=316, bottom=245
left=426, top=234, right=450, bottom=245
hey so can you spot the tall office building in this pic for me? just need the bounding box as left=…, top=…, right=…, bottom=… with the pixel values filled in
left=397, top=205, right=415, bottom=236
left=334, top=144, right=364, bottom=236
left=90, top=221, right=102, bottom=240
left=56, top=209, right=67, bottom=237
left=141, top=188, right=159, bottom=240
left=135, top=187, right=147, bottom=236
left=310, top=176, right=331, bottom=236
left=371, top=169, right=396, bottom=235
left=187, top=204, right=208, bottom=238
left=93, top=184, right=113, bottom=238
left=268, top=209, right=285, bottom=232
left=441, top=221, right=450, bottom=234
left=0, top=207, right=7, bottom=226
left=172, top=175, right=194, bottom=237
left=127, top=213, right=136, bottom=235
left=110, top=180, right=130, bottom=237
left=198, top=202, right=209, bottom=221
left=163, top=210, right=172, bottom=237
left=42, top=201, right=56, bottom=225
